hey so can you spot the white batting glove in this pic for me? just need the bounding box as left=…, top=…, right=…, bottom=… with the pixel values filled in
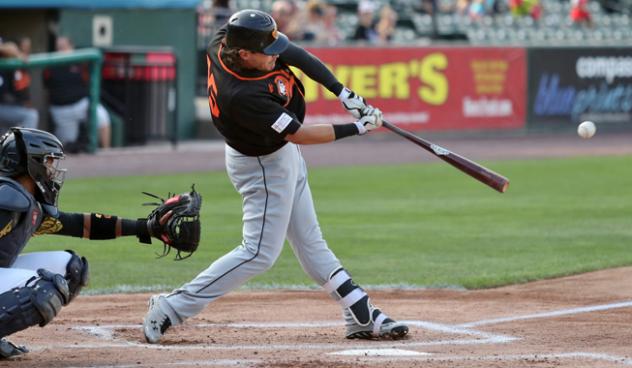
left=338, top=87, right=368, bottom=119
left=354, top=107, right=383, bottom=135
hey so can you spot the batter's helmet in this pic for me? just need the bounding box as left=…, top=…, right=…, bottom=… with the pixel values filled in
left=0, top=127, right=66, bottom=207
left=225, top=9, right=289, bottom=55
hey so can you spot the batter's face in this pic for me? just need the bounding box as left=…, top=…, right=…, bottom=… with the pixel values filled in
left=239, top=50, right=278, bottom=72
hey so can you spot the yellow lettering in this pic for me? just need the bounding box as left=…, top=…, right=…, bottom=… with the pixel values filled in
left=474, top=74, right=506, bottom=82
left=418, top=53, right=448, bottom=105
left=350, top=66, right=378, bottom=98
left=379, top=63, right=410, bottom=99
left=0, top=221, right=12, bottom=238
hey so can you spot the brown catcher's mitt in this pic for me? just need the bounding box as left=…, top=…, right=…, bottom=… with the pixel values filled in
left=142, top=185, right=202, bottom=260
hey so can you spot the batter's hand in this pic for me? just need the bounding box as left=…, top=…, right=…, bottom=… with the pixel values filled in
left=354, top=107, right=383, bottom=135
left=338, top=87, right=369, bottom=119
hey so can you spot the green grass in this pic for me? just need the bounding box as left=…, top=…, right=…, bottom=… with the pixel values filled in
left=26, top=155, right=632, bottom=293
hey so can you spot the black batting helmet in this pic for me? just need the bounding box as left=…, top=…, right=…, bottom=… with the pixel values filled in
left=225, top=9, right=289, bottom=55
left=0, top=127, right=66, bottom=207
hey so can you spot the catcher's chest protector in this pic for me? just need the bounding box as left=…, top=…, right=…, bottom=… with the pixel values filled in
left=0, top=177, right=45, bottom=267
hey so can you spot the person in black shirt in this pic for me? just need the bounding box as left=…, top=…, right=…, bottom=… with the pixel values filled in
left=143, top=9, right=409, bottom=344
left=0, top=37, right=38, bottom=134
left=44, top=36, right=111, bottom=150
left=352, top=0, right=379, bottom=42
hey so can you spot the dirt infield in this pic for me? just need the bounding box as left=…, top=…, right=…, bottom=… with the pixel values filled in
left=3, top=132, right=630, bottom=367
left=5, top=267, right=632, bottom=367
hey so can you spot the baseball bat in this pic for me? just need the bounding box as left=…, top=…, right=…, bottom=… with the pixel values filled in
left=382, top=120, right=510, bottom=193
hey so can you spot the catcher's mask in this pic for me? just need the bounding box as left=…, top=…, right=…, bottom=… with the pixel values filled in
left=0, top=127, right=66, bottom=207
left=225, top=9, right=289, bottom=55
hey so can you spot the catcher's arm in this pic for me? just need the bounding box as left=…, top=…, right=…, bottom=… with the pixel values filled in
left=44, top=186, right=202, bottom=260
left=43, top=212, right=152, bottom=240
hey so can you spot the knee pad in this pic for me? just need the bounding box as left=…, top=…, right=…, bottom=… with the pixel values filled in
left=65, top=250, right=89, bottom=302
left=0, top=269, right=70, bottom=337
left=322, top=268, right=371, bottom=326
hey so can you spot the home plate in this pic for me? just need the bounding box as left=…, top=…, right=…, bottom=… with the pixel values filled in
left=329, top=348, right=430, bottom=357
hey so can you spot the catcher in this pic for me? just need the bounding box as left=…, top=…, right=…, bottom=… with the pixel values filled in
left=0, top=127, right=201, bottom=359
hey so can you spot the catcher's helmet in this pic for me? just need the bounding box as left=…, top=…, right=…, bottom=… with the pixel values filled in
left=0, top=127, right=66, bottom=207
left=225, top=9, right=289, bottom=55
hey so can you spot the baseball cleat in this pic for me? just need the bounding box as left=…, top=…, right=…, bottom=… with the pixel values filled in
left=344, top=308, right=409, bottom=340
left=143, top=295, right=172, bottom=344
left=0, top=338, right=28, bottom=359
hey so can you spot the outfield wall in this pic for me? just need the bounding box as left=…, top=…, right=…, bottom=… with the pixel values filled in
left=527, top=47, right=632, bottom=130
left=300, top=46, right=632, bottom=134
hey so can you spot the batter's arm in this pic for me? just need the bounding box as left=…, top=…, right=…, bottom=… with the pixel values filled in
left=285, top=124, right=337, bottom=144
left=280, top=43, right=343, bottom=95
left=286, top=113, right=380, bottom=144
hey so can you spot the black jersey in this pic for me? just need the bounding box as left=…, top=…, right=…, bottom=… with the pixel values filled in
left=43, top=64, right=89, bottom=106
left=206, top=27, right=304, bottom=156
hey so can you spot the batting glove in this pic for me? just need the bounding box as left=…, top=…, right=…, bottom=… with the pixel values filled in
left=338, top=87, right=368, bottom=119
left=354, top=107, right=383, bottom=135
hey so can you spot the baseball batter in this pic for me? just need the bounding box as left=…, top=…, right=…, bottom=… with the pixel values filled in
left=0, top=128, right=197, bottom=359
left=143, top=9, right=409, bottom=342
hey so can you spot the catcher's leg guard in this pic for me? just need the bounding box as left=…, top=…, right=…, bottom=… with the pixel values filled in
left=64, top=250, right=89, bottom=302
left=323, top=268, right=408, bottom=340
left=0, top=269, right=70, bottom=338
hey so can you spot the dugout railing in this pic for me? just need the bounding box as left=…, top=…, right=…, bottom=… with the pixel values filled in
left=0, top=48, right=103, bottom=153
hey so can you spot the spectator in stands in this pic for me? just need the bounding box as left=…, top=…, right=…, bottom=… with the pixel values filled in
left=302, top=0, right=327, bottom=42
left=301, top=0, right=342, bottom=45
left=43, top=36, right=111, bottom=152
left=15, top=37, right=36, bottom=110
left=210, top=0, right=233, bottom=25
left=322, top=4, right=343, bottom=45
left=0, top=37, right=38, bottom=134
left=469, top=0, right=487, bottom=19
left=419, top=0, right=437, bottom=13
left=271, top=0, right=304, bottom=40
left=570, top=0, right=593, bottom=27
left=375, top=5, right=398, bottom=43
left=508, top=0, right=542, bottom=20
left=456, top=0, right=472, bottom=15
left=352, top=0, right=379, bottom=42
left=198, top=0, right=234, bottom=37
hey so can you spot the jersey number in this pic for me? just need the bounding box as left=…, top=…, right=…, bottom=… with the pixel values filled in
left=208, top=71, right=220, bottom=119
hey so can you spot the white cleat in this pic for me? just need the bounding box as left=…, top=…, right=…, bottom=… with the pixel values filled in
left=143, top=295, right=172, bottom=344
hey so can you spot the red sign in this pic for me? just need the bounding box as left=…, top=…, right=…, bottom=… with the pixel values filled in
left=297, top=47, right=527, bottom=131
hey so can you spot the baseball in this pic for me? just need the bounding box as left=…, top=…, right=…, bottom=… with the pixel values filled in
left=577, top=121, right=596, bottom=139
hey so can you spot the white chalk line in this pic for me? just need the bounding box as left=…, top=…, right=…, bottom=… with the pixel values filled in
left=458, top=299, right=632, bottom=328
left=70, top=318, right=514, bottom=351
left=32, top=299, right=632, bottom=367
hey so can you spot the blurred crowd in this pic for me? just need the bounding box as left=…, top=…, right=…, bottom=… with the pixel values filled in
left=199, top=0, right=401, bottom=45
left=198, top=0, right=628, bottom=46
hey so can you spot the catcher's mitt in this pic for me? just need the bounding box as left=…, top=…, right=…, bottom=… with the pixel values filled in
left=142, top=185, right=202, bottom=260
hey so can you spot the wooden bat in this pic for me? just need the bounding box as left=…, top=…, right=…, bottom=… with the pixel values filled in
left=382, top=120, right=510, bottom=193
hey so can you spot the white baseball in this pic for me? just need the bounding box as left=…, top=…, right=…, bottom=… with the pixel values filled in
left=577, top=121, right=596, bottom=139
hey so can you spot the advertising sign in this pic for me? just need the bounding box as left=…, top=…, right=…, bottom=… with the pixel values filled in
left=528, top=48, right=632, bottom=128
left=299, top=47, right=527, bottom=131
